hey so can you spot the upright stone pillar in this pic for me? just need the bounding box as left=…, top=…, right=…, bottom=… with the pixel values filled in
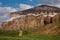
left=19, top=30, right=23, bottom=36
left=52, top=14, right=58, bottom=25
left=40, top=14, right=45, bottom=31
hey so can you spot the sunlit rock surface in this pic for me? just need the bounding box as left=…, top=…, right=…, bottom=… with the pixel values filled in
left=1, top=5, right=60, bottom=35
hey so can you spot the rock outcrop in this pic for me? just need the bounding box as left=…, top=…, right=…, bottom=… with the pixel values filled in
left=1, top=5, right=60, bottom=35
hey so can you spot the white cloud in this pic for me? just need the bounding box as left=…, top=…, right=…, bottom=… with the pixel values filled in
left=51, top=4, right=60, bottom=8
left=0, top=7, right=17, bottom=16
left=0, top=7, right=17, bottom=25
left=56, top=4, right=60, bottom=8
left=38, top=0, right=60, bottom=8
left=19, top=3, right=33, bottom=10
left=44, top=4, right=60, bottom=8
left=37, top=3, right=60, bottom=7
left=0, top=2, right=2, bottom=5
left=37, top=4, right=42, bottom=6
left=39, top=0, right=60, bottom=8
left=42, top=0, right=60, bottom=4
left=0, top=7, right=17, bottom=13
left=29, top=0, right=33, bottom=2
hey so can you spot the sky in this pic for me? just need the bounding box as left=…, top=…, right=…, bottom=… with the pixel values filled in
left=0, top=0, right=60, bottom=26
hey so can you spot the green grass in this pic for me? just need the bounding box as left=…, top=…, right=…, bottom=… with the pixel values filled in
left=0, top=30, right=60, bottom=40
left=0, top=30, right=19, bottom=37
left=0, top=35, right=60, bottom=40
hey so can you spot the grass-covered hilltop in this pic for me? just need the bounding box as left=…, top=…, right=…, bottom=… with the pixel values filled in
left=0, top=5, right=60, bottom=40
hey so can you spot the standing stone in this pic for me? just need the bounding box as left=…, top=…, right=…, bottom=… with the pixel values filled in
left=19, top=30, right=23, bottom=36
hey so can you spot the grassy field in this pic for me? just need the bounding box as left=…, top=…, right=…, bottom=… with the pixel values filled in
left=0, top=30, right=60, bottom=40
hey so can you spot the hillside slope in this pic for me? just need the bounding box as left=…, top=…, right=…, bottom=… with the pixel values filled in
left=1, top=5, right=60, bottom=35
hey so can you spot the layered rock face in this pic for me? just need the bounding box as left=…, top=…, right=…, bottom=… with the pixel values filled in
left=1, top=5, right=60, bottom=35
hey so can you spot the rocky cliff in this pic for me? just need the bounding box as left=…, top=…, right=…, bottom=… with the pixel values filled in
left=1, top=5, right=60, bottom=35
